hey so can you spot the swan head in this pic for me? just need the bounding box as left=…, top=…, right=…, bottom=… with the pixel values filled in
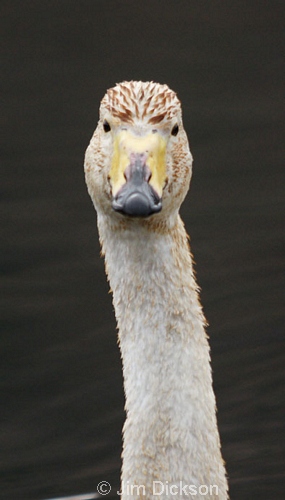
left=85, top=81, right=193, bottom=227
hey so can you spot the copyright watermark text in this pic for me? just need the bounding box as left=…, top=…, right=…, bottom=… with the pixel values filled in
left=96, top=480, right=219, bottom=496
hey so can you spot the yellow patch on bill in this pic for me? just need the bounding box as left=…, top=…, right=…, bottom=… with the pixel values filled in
left=110, top=131, right=167, bottom=197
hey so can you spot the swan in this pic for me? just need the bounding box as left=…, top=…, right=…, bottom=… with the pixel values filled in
left=84, top=81, right=228, bottom=499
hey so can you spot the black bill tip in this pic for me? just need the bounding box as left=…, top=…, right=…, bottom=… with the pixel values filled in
left=112, top=191, right=162, bottom=217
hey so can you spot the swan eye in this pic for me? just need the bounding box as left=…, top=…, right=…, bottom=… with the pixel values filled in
left=103, top=120, right=111, bottom=133
left=171, top=124, right=179, bottom=136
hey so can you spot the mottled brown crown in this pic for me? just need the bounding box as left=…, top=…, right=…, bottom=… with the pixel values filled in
left=100, top=81, right=181, bottom=125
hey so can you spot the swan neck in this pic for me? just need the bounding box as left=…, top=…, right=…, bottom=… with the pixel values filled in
left=97, top=215, right=228, bottom=499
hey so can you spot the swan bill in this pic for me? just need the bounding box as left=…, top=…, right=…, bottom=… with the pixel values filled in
left=112, top=153, right=162, bottom=217
left=109, top=129, right=167, bottom=216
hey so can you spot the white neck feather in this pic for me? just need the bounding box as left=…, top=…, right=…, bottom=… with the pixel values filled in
left=98, top=214, right=228, bottom=500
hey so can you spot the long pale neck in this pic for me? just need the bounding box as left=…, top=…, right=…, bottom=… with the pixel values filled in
left=98, top=215, right=228, bottom=500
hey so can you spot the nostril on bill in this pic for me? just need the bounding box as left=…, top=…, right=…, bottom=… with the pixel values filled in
left=124, top=164, right=132, bottom=181
left=144, top=165, right=152, bottom=183
left=124, top=154, right=150, bottom=185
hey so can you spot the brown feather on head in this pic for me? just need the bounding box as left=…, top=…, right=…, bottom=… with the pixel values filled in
left=100, top=81, right=182, bottom=125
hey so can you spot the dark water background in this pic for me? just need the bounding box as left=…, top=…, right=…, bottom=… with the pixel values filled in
left=1, top=1, right=284, bottom=499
